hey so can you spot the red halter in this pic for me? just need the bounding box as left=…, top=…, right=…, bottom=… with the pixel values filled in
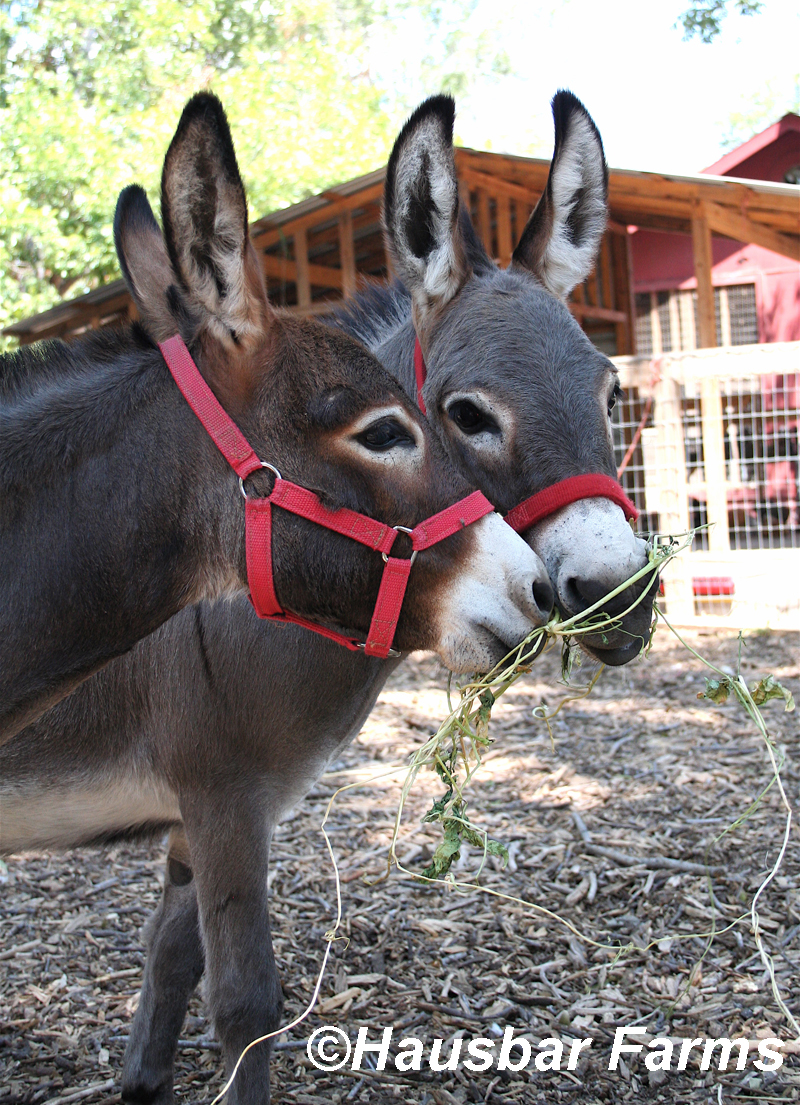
left=159, top=334, right=494, bottom=659
left=412, top=335, right=639, bottom=531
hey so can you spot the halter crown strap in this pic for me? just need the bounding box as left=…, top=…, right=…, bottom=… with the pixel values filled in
left=158, top=334, right=263, bottom=481
left=414, top=336, right=428, bottom=416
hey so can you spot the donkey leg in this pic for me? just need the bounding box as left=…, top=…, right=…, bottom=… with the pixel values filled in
left=183, top=792, right=283, bottom=1105
left=122, top=827, right=205, bottom=1105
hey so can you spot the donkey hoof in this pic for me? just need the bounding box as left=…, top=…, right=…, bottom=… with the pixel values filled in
left=121, top=1076, right=174, bottom=1105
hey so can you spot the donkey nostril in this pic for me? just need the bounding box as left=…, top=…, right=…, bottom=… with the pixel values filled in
left=532, top=576, right=555, bottom=620
left=561, top=575, right=589, bottom=614
left=564, top=575, right=616, bottom=614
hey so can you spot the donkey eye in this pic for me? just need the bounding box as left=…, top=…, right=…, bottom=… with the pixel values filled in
left=356, top=419, right=414, bottom=451
left=448, top=400, right=497, bottom=436
left=607, top=382, right=624, bottom=417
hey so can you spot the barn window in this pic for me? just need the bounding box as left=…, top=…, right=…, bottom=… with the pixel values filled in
left=634, top=293, right=653, bottom=355
left=724, top=284, right=759, bottom=345
left=634, top=283, right=758, bottom=354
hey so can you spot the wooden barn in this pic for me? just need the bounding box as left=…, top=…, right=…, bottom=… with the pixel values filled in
left=6, top=140, right=800, bottom=629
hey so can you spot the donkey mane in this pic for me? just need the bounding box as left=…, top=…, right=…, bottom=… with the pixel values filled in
left=0, top=326, right=147, bottom=400
left=0, top=329, right=170, bottom=490
left=331, top=279, right=411, bottom=351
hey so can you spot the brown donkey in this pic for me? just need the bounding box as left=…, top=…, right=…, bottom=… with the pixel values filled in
left=0, top=94, right=551, bottom=744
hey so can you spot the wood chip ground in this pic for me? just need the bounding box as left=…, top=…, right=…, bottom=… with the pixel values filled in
left=1, top=628, right=798, bottom=1104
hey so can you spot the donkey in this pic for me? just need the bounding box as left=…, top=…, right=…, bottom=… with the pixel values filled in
left=0, top=94, right=550, bottom=746
left=1, top=94, right=656, bottom=1104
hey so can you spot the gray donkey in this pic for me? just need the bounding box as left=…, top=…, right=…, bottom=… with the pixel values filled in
left=1, top=93, right=656, bottom=1104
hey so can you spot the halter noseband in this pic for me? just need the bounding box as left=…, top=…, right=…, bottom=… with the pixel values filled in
left=159, top=334, right=494, bottom=659
left=413, top=335, right=639, bottom=531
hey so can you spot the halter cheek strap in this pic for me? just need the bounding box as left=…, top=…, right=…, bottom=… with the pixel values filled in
left=159, top=334, right=494, bottom=659
left=412, top=335, right=639, bottom=528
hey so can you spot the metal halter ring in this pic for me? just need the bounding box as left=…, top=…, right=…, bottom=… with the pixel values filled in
left=382, top=525, right=417, bottom=565
left=239, top=462, right=282, bottom=500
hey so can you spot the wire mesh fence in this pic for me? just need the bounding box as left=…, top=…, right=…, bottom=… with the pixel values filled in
left=612, top=343, right=800, bottom=627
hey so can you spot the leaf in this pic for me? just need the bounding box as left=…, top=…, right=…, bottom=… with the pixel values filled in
left=698, top=676, right=733, bottom=704
left=420, top=823, right=462, bottom=880
left=422, top=788, right=454, bottom=824
left=749, top=675, right=796, bottom=712
left=474, top=689, right=494, bottom=744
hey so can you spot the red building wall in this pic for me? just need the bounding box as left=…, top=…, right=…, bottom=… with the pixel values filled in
left=630, top=114, right=800, bottom=346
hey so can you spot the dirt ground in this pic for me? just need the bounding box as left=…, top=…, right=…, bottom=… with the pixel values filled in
left=1, top=627, right=798, bottom=1105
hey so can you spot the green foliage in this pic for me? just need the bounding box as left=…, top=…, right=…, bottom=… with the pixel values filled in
left=722, top=76, right=800, bottom=150
left=0, top=0, right=508, bottom=348
left=420, top=688, right=509, bottom=881
left=678, top=0, right=763, bottom=43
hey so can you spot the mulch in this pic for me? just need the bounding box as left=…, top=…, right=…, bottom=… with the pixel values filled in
left=1, top=628, right=798, bottom=1104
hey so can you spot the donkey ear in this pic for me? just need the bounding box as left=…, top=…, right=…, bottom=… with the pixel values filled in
left=160, top=92, right=269, bottom=349
left=114, top=185, right=179, bottom=342
left=383, top=95, right=471, bottom=331
left=512, top=91, right=608, bottom=300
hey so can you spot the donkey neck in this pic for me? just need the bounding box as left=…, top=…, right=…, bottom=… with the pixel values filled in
left=0, top=337, right=244, bottom=743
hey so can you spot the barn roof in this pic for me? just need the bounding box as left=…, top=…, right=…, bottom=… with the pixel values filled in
left=5, top=146, right=799, bottom=344
left=702, top=113, right=800, bottom=177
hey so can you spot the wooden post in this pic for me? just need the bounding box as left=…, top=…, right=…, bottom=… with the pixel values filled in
left=700, top=375, right=730, bottom=552
left=607, top=229, right=634, bottom=355
left=294, top=226, right=311, bottom=310
left=338, top=211, right=357, bottom=300
left=652, top=370, right=694, bottom=621
left=650, top=293, right=663, bottom=355
left=678, top=289, right=696, bottom=350
left=599, top=235, right=613, bottom=310
left=691, top=202, right=716, bottom=348
left=476, top=188, right=491, bottom=254
left=496, top=194, right=513, bottom=266
left=717, top=285, right=730, bottom=347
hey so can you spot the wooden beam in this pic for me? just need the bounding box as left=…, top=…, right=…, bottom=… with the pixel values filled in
left=261, top=253, right=345, bottom=290
left=459, top=165, right=541, bottom=208
left=610, top=231, right=633, bottom=354
left=338, top=211, right=357, bottom=299
left=475, top=187, right=492, bottom=254
left=606, top=218, right=630, bottom=236
left=599, top=235, right=613, bottom=310
left=290, top=299, right=343, bottom=318
left=294, top=226, right=311, bottom=309
left=250, top=183, right=384, bottom=251
left=495, top=194, right=513, bottom=266
left=691, top=203, right=716, bottom=348
left=610, top=210, right=693, bottom=236
left=704, top=199, right=800, bottom=262
left=568, top=302, right=628, bottom=323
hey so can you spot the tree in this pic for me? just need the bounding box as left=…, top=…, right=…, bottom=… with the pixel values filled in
left=0, top=0, right=508, bottom=346
left=678, top=0, right=764, bottom=43
left=722, top=77, right=800, bottom=149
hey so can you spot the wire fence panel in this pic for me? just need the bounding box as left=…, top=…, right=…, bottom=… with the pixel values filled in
left=612, top=342, right=800, bottom=629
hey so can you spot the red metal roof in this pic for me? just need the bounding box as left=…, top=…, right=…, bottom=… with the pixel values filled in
left=702, top=113, right=800, bottom=177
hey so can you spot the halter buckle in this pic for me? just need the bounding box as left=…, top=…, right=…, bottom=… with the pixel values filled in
left=357, top=642, right=401, bottom=658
